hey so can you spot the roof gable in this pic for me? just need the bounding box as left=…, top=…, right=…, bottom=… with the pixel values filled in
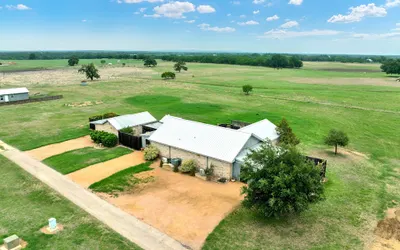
left=239, top=119, right=279, bottom=141
left=0, top=87, right=29, bottom=96
left=149, top=116, right=261, bottom=163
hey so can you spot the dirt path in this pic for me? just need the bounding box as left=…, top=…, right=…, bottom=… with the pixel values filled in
left=67, top=151, right=146, bottom=188
left=26, top=136, right=95, bottom=161
left=103, top=167, right=244, bottom=250
left=0, top=140, right=185, bottom=250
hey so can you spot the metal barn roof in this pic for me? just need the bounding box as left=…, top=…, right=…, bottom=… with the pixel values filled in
left=90, top=112, right=157, bottom=130
left=149, top=115, right=261, bottom=163
left=0, top=87, right=29, bottom=96
left=239, top=119, right=280, bottom=141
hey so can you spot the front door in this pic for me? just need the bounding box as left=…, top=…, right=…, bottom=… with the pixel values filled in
left=4, top=95, right=9, bottom=102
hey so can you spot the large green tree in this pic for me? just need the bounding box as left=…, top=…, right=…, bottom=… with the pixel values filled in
left=270, top=54, right=289, bottom=69
left=161, top=72, right=176, bottom=79
left=68, top=56, right=79, bottom=66
left=144, top=58, right=157, bottom=67
left=174, top=61, right=188, bottom=72
left=78, top=63, right=100, bottom=81
left=324, top=129, right=349, bottom=155
left=241, top=142, right=324, bottom=217
left=381, top=59, right=400, bottom=75
left=276, top=118, right=300, bottom=146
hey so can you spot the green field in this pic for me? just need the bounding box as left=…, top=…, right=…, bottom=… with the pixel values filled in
left=0, top=155, right=140, bottom=250
left=0, top=59, right=399, bottom=249
left=89, top=162, right=153, bottom=194
left=43, top=147, right=132, bottom=174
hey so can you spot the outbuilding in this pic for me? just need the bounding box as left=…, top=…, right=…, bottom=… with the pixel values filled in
left=90, top=112, right=157, bottom=136
left=148, top=115, right=280, bottom=180
left=0, top=88, right=29, bottom=103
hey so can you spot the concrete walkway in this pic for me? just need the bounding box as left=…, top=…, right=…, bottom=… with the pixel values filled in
left=0, top=140, right=186, bottom=250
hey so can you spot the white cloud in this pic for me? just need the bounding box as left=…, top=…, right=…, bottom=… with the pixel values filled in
left=153, top=1, right=195, bottom=18
left=82, top=19, right=87, bottom=22
left=397, top=23, right=400, bottom=26
left=6, top=4, right=31, bottom=10
left=198, top=23, right=236, bottom=32
left=266, top=15, right=279, bottom=21
left=280, top=20, right=299, bottom=28
left=184, top=20, right=195, bottom=23
left=144, top=13, right=162, bottom=18
left=253, top=10, right=260, bottom=14
left=240, top=14, right=246, bottom=18
left=238, top=20, right=259, bottom=26
left=261, top=29, right=341, bottom=39
left=288, top=0, right=303, bottom=6
left=231, top=1, right=240, bottom=5
left=385, top=0, right=400, bottom=8
left=353, top=32, right=400, bottom=39
left=227, top=13, right=231, bottom=16
left=118, top=0, right=164, bottom=3
left=253, top=0, right=265, bottom=4
left=197, top=5, right=216, bottom=13
left=328, top=4, right=387, bottom=23
left=140, top=7, right=147, bottom=12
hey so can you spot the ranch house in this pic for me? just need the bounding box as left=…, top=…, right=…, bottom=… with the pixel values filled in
left=0, top=88, right=29, bottom=103
left=90, top=112, right=157, bottom=137
left=148, top=115, right=280, bottom=180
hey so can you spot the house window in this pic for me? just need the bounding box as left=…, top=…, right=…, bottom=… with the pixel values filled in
left=0, top=96, right=3, bottom=101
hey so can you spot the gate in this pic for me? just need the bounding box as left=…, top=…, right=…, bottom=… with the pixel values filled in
left=118, top=131, right=142, bottom=150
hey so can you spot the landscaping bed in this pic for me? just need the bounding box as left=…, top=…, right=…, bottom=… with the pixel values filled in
left=43, top=147, right=132, bottom=174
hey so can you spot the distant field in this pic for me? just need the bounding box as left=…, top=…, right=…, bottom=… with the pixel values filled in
left=0, top=155, right=141, bottom=250
left=0, top=59, right=399, bottom=249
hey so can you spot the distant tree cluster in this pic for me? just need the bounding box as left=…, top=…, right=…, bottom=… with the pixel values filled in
left=381, top=59, right=400, bottom=75
left=161, top=54, right=303, bottom=69
left=144, top=58, right=157, bottom=67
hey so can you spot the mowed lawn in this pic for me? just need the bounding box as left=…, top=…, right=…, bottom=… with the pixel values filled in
left=0, top=155, right=141, bottom=250
left=0, top=60, right=399, bottom=249
left=43, top=147, right=132, bottom=174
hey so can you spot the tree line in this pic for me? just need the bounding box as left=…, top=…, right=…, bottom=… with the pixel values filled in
left=160, top=54, right=303, bottom=69
left=380, top=59, right=400, bottom=76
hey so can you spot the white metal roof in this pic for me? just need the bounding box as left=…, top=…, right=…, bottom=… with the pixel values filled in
left=0, top=87, right=29, bottom=96
left=90, top=112, right=157, bottom=130
left=239, top=119, right=280, bottom=141
left=149, top=115, right=261, bottom=163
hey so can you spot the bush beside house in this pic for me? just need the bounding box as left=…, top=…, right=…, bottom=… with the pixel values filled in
left=90, top=130, right=118, bottom=147
left=180, top=159, right=197, bottom=176
left=144, top=145, right=159, bottom=161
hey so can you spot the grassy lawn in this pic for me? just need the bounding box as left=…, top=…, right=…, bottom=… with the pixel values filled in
left=0, top=60, right=399, bottom=249
left=89, top=162, right=153, bottom=194
left=0, top=155, right=140, bottom=250
left=43, top=147, right=132, bottom=174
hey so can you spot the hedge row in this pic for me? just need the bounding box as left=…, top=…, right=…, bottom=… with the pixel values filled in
left=90, top=130, right=118, bottom=147
left=89, top=112, right=119, bottom=122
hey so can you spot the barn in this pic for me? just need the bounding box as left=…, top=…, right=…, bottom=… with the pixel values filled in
left=148, top=115, right=280, bottom=180
left=0, top=88, right=29, bottom=103
left=90, top=112, right=157, bottom=137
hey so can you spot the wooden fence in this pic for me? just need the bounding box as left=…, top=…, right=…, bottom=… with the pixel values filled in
left=118, top=131, right=142, bottom=150
left=0, top=95, right=63, bottom=106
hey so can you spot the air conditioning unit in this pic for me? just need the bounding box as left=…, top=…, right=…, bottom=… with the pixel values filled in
left=199, top=168, right=206, bottom=176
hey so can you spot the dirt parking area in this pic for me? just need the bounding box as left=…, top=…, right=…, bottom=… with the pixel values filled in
left=26, top=136, right=95, bottom=161
left=67, top=151, right=146, bottom=188
left=102, top=167, right=244, bottom=250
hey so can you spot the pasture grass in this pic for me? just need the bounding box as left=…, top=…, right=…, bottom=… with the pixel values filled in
left=89, top=162, right=153, bottom=194
left=0, top=60, right=399, bottom=249
left=43, top=147, right=132, bottom=174
left=0, top=155, right=141, bottom=250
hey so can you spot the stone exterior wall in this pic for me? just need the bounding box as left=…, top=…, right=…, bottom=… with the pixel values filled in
left=151, top=142, right=232, bottom=179
left=95, top=122, right=118, bottom=136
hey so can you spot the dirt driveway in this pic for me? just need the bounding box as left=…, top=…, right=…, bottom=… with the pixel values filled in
left=26, top=136, right=95, bottom=161
left=102, top=168, right=244, bottom=250
left=67, top=151, right=146, bottom=188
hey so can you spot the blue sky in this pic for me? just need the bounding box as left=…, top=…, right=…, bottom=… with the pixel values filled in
left=0, top=0, right=399, bottom=54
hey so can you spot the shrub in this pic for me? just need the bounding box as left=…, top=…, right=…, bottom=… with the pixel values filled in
left=205, top=164, right=214, bottom=181
left=120, top=127, right=134, bottom=134
left=242, top=85, right=253, bottom=95
left=161, top=71, right=176, bottom=80
left=276, top=118, right=300, bottom=146
left=144, top=145, right=159, bottom=161
left=173, top=165, right=179, bottom=173
left=89, top=112, right=119, bottom=122
left=90, top=130, right=118, bottom=147
left=102, top=134, right=118, bottom=148
left=180, top=159, right=197, bottom=176
left=103, top=112, right=118, bottom=119
left=89, top=115, right=103, bottom=122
